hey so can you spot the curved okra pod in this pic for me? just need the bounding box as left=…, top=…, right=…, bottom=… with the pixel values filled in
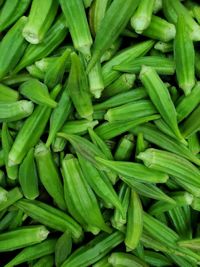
left=113, top=56, right=175, bottom=75
left=34, top=142, right=66, bottom=211
left=125, top=190, right=143, bottom=251
left=55, top=231, right=72, bottom=267
left=61, top=154, right=111, bottom=233
left=174, top=15, right=195, bottom=95
left=0, top=83, right=19, bottom=103
left=2, top=123, right=18, bottom=179
left=19, top=78, right=57, bottom=108
left=44, top=48, right=71, bottom=89
left=138, top=149, right=200, bottom=196
left=0, top=16, right=28, bottom=80
left=108, top=252, right=148, bottom=267
left=46, top=87, right=72, bottom=148
left=0, top=100, right=34, bottom=123
left=14, top=15, right=68, bottom=73
left=60, top=0, right=92, bottom=59
left=67, top=52, right=93, bottom=120
left=23, top=0, right=58, bottom=44
left=78, top=153, right=123, bottom=213
left=139, top=66, right=182, bottom=141
left=95, top=157, right=168, bottom=184
left=19, top=148, right=39, bottom=200
left=87, top=0, right=140, bottom=71
left=104, top=100, right=157, bottom=122
left=61, top=231, right=124, bottom=267
left=102, top=40, right=154, bottom=87
left=0, top=225, right=49, bottom=252
left=0, top=0, right=31, bottom=32
left=15, top=199, right=83, bottom=239
left=130, top=123, right=200, bottom=166
left=4, top=238, right=57, bottom=267
left=8, top=84, right=61, bottom=166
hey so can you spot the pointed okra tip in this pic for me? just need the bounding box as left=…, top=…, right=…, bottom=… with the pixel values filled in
left=137, top=148, right=154, bottom=167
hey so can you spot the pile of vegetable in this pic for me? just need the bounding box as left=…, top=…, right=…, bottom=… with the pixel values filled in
left=0, top=0, right=200, bottom=266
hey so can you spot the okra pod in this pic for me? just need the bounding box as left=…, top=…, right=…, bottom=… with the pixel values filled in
left=144, top=251, right=173, bottom=267
left=154, top=41, right=173, bottom=53
left=139, top=66, right=182, bottom=140
left=34, top=142, right=66, bottom=211
left=55, top=231, right=72, bottom=267
left=125, top=190, right=143, bottom=251
left=0, top=83, right=19, bottom=103
left=4, top=238, right=57, bottom=267
left=87, top=0, right=140, bottom=71
left=181, top=105, right=200, bottom=138
left=0, top=187, right=22, bottom=212
left=104, top=100, right=157, bottom=122
left=0, top=210, right=17, bottom=232
left=188, top=133, right=200, bottom=155
left=32, top=255, right=54, bottom=267
left=108, top=252, right=148, bottom=267
left=8, top=84, right=61, bottom=166
left=114, top=56, right=175, bottom=75
left=19, top=78, right=57, bottom=108
left=60, top=0, right=92, bottom=59
left=0, top=16, right=28, bottom=79
left=114, top=134, right=134, bottom=161
left=138, top=149, right=200, bottom=195
left=88, top=61, right=104, bottom=98
left=174, top=15, right=195, bottom=95
left=62, top=119, right=98, bottom=136
left=0, top=225, right=49, bottom=252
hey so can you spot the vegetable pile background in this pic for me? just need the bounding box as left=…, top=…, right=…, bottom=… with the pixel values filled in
left=1, top=0, right=200, bottom=266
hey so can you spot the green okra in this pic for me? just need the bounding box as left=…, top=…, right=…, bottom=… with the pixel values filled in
left=138, top=149, right=200, bottom=196
left=34, top=142, right=66, bottom=211
left=174, top=15, right=195, bottom=95
left=140, top=15, right=176, bottom=42
left=130, top=123, right=200, bottom=166
left=131, top=0, right=155, bottom=34
left=67, top=52, right=93, bottom=120
left=95, top=157, right=168, bottom=184
left=0, top=225, right=49, bottom=252
left=0, top=210, right=17, bottom=232
left=125, top=190, right=143, bottom=251
left=176, top=82, right=200, bottom=122
left=139, top=66, right=182, bottom=140
left=36, top=56, right=60, bottom=72
left=181, top=105, right=200, bottom=138
left=154, top=118, right=181, bottom=142
left=104, top=100, right=157, bottom=122
left=14, top=15, right=68, bottom=73
left=78, top=153, right=123, bottom=213
left=19, top=78, right=57, bottom=108
left=149, top=192, right=193, bottom=215
left=52, top=137, right=67, bottom=152
left=114, top=134, right=134, bottom=161
left=0, top=100, right=34, bottom=123
left=2, top=123, right=18, bottom=180
left=0, top=150, right=4, bottom=167
left=94, top=87, right=147, bottom=110
left=102, top=73, right=136, bottom=98
left=83, top=0, right=93, bottom=8
left=185, top=0, right=200, bottom=24
left=108, top=252, right=148, bottom=267
left=154, top=41, right=173, bottom=53
left=112, top=183, right=130, bottom=231
left=23, top=0, right=58, bottom=44
left=46, top=87, right=72, bottom=148
left=102, top=40, right=154, bottom=87
left=100, top=38, right=122, bottom=63
left=0, top=169, right=6, bottom=187
left=62, top=119, right=98, bottom=136
left=89, top=0, right=110, bottom=36
left=93, top=256, right=111, bottom=267
left=44, top=48, right=71, bottom=89
left=0, top=16, right=28, bottom=80
left=8, top=84, right=61, bottom=166
left=0, top=83, right=19, bottom=103
left=32, top=255, right=54, bottom=267
left=4, top=238, right=57, bottom=267
left=188, top=133, right=200, bottom=155
left=95, top=114, right=160, bottom=140
left=135, top=133, right=148, bottom=160
left=0, top=187, right=22, bottom=212
left=144, top=251, right=173, bottom=267
left=0, top=187, right=7, bottom=204
left=26, top=64, right=46, bottom=80
left=62, top=154, right=111, bottom=233
left=178, top=238, right=200, bottom=251
left=19, top=148, right=39, bottom=200
left=87, top=0, right=140, bottom=71
left=55, top=231, right=72, bottom=267
left=0, top=0, right=31, bottom=32
left=2, top=73, right=31, bottom=86
left=88, top=61, right=104, bottom=98
left=15, top=199, right=82, bottom=239
left=60, top=0, right=92, bottom=59
left=61, top=231, right=124, bottom=267
left=114, top=56, right=175, bottom=75
left=8, top=209, right=24, bottom=230
left=163, top=0, right=200, bottom=41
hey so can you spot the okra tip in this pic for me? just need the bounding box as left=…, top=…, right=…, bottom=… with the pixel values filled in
left=20, top=100, right=34, bottom=116
left=22, top=27, right=41, bottom=44
left=137, top=149, right=153, bottom=167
